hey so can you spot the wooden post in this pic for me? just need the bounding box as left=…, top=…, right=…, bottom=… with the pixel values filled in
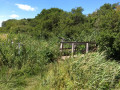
left=18, top=43, right=20, bottom=55
left=86, top=43, right=89, bottom=53
left=60, top=42, right=63, bottom=52
left=72, top=43, right=74, bottom=56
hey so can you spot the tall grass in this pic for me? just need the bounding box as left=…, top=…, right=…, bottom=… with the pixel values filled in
left=0, top=33, right=120, bottom=90
left=35, top=52, right=120, bottom=90
left=0, top=33, right=60, bottom=89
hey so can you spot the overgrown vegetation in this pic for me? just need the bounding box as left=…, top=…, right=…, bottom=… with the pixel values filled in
left=0, top=2, right=120, bottom=90
left=0, top=34, right=60, bottom=89
left=34, top=52, right=120, bottom=90
left=1, top=3, right=120, bottom=59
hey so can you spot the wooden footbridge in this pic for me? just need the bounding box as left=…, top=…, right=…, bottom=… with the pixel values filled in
left=60, top=41, right=96, bottom=56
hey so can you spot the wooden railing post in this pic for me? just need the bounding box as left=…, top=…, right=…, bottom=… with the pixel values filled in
left=18, top=43, right=21, bottom=55
left=59, top=42, right=95, bottom=56
left=60, top=42, right=63, bottom=52
left=86, top=43, right=89, bottom=53
left=72, top=43, right=74, bottom=56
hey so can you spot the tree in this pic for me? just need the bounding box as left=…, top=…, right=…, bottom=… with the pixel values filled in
left=71, top=7, right=86, bottom=25
left=95, top=3, right=120, bottom=59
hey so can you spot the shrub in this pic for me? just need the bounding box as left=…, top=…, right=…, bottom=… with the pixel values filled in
left=97, top=31, right=120, bottom=60
left=0, top=33, right=60, bottom=76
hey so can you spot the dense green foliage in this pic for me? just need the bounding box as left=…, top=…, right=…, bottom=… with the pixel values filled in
left=1, top=3, right=120, bottom=59
left=0, top=2, right=120, bottom=89
left=94, top=3, right=120, bottom=59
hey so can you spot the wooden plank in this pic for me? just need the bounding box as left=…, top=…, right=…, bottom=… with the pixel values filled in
left=60, top=48, right=71, bottom=50
left=60, top=41, right=96, bottom=44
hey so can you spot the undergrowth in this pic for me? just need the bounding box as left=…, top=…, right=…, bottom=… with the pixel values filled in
left=0, top=33, right=60, bottom=90
left=35, top=52, right=120, bottom=90
left=0, top=34, right=120, bottom=90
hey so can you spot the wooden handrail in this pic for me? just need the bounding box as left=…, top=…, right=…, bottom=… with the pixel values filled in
left=60, top=41, right=96, bottom=56
left=60, top=41, right=96, bottom=44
